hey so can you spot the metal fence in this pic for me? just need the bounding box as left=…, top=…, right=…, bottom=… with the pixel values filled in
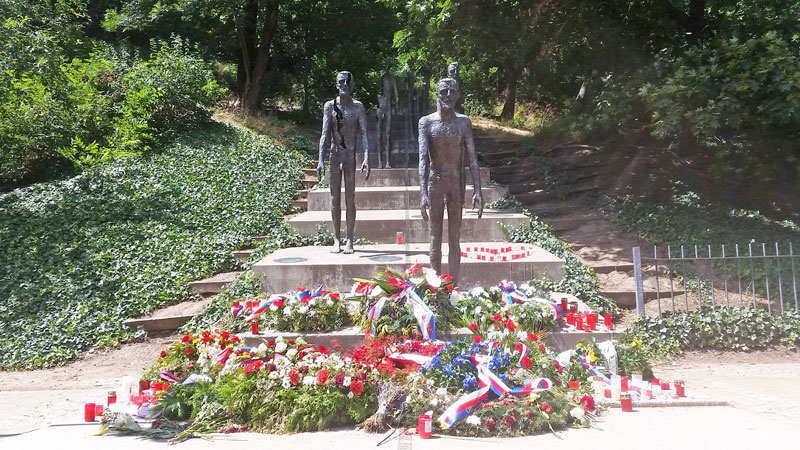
left=632, top=242, right=799, bottom=317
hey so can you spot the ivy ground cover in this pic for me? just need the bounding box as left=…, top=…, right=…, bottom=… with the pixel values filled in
left=0, top=123, right=304, bottom=369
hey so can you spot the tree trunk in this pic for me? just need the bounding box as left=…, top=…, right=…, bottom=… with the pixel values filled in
left=500, top=62, right=521, bottom=121
left=241, top=0, right=279, bottom=112
left=236, top=0, right=259, bottom=105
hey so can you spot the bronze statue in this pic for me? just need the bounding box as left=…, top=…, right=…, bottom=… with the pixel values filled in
left=377, top=61, right=399, bottom=168
left=317, top=71, right=370, bottom=254
left=418, top=78, right=483, bottom=284
left=446, top=62, right=463, bottom=113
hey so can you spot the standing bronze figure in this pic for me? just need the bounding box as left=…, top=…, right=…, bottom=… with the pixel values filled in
left=317, top=71, right=370, bottom=254
left=418, top=78, right=483, bottom=283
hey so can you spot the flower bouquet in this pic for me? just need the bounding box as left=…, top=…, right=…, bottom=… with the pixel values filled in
left=349, top=264, right=460, bottom=339
left=459, top=282, right=559, bottom=336
left=227, top=286, right=352, bottom=333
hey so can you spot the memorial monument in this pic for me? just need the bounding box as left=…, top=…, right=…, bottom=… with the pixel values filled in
left=418, top=78, right=483, bottom=283
left=377, top=61, right=399, bottom=168
left=446, top=62, right=463, bottom=113
left=317, top=71, right=370, bottom=254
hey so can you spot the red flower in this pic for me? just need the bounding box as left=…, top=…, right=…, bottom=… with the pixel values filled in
left=580, top=395, right=595, bottom=411
left=318, top=345, right=330, bottom=355
left=552, top=360, right=563, bottom=374
left=474, top=336, right=483, bottom=344
left=538, top=343, right=546, bottom=352
left=441, top=274, right=453, bottom=282
left=521, top=357, right=532, bottom=369
left=317, top=369, right=329, bottom=385
left=288, top=369, right=300, bottom=386
left=483, top=418, right=496, bottom=430
left=329, top=292, right=340, bottom=300
left=500, top=413, right=517, bottom=427
left=159, top=350, right=166, bottom=358
left=334, top=373, right=346, bottom=386
left=524, top=410, right=534, bottom=418
left=201, top=336, right=211, bottom=343
left=446, top=285, right=454, bottom=292
left=491, top=313, right=502, bottom=322
left=469, top=323, right=479, bottom=331
left=298, top=365, right=309, bottom=374
left=505, top=320, right=516, bottom=331
left=220, top=331, right=230, bottom=339
left=540, top=402, right=553, bottom=414
left=243, top=360, right=263, bottom=374
left=527, top=333, right=538, bottom=342
left=185, top=347, right=193, bottom=355
left=350, top=380, right=364, bottom=396
left=232, top=336, right=240, bottom=343
left=274, top=300, right=285, bottom=307
left=181, top=335, right=192, bottom=343
left=331, top=339, right=342, bottom=350
left=267, top=340, right=276, bottom=347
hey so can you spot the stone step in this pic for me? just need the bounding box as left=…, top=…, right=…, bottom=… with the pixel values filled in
left=307, top=185, right=507, bottom=211
left=233, top=249, right=255, bottom=263
left=252, top=242, right=565, bottom=293
left=291, top=198, right=308, bottom=211
left=188, top=271, right=243, bottom=295
left=124, top=314, right=196, bottom=332
left=326, top=167, right=491, bottom=187
left=602, top=290, right=687, bottom=308
left=288, top=208, right=529, bottom=243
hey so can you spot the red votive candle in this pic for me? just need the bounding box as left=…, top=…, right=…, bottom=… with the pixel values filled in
left=418, top=414, right=432, bottom=439
left=569, top=302, right=579, bottom=314
left=107, top=390, right=116, bottom=406
left=620, top=394, right=633, bottom=412
left=604, top=388, right=611, bottom=398
left=251, top=320, right=259, bottom=334
left=651, top=378, right=660, bottom=386
left=603, top=313, right=612, bottom=328
left=139, top=379, right=149, bottom=394
left=396, top=232, right=403, bottom=244
left=566, top=312, right=574, bottom=326
left=575, top=316, right=583, bottom=330
left=94, top=404, right=104, bottom=416
left=560, top=298, right=568, bottom=312
left=660, top=382, right=670, bottom=391
left=84, top=403, right=96, bottom=422
left=620, top=377, right=629, bottom=392
left=674, top=380, right=685, bottom=397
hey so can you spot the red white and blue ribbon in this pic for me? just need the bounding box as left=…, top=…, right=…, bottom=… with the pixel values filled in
left=366, top=279, right=436, bottom=340
left=245, top=294, right=289, bottom=321
left=438, top=350, right=552, bottom=428
left=296, top=285, right=325, bottom=303
left=497, top=281, right=563, bottom=321
left=231, top=303, right=244, bottom=318
left=388, top=352, right=433, bottom=366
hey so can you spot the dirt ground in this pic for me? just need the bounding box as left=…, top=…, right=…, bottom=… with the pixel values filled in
left=2, top=334, right=800, bottom=437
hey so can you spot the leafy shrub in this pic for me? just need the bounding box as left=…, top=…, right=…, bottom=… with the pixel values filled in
left=0, top=124, right=303, bottom=369
left=624, top=306, right=800, bottom=355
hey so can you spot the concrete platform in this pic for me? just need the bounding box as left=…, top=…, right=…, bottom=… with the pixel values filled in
left=288, top=208, right=530, bottom=243
left=345, top=167, right=491, bottom=187
left=251, top=242, right=564, bottom=293
left=308, top=185, right=507, bottom=211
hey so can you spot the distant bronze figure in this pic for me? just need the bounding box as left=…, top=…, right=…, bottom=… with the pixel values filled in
left=317, top=71, right=370, bottom=254
left=446, top=62, right=463, bottom=113
left=377, top=61, right=399, bottom=168
left=418, top=78, right=483, bottom=284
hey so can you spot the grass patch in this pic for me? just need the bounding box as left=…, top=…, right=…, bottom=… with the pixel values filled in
left=0, top=122, right=304, bottom=369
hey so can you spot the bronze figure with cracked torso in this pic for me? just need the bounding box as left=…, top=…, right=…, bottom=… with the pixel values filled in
left=317, top=71, right=370, bottom=254
left=418, top=78, right=483, bottom=284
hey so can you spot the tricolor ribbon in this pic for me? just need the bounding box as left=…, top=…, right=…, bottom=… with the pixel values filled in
left=438, top=348, right=552, bottom=428
left=245, top=294, right=289, bottom=321
left=497, top=281, right=563, bottom=321
left=515, top=343, right=530, bottom=366
left=231, top=303, right=244, bottom=318
left=296, top=285, right=325, bottom=303
left=366, top=279, right=437, bottom=340
left=388, top=352, right=433, bottom=367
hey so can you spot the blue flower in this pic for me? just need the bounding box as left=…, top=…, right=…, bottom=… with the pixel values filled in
left=499, top=373, right=508, bottom=381
left=430, top=355, right=441, bottom=369
left=463, top=374, right=476, bottom=390
left=442, top=364, right=456, bottom=376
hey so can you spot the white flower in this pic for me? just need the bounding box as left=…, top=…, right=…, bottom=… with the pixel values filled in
left=348, top=391, right=354, bottom=399
left=517, top=331, right=528, bottom=341
left=326, top=300, right=333, bottom=306
left=430, top=398, right=439, bottom=406
left=469, top=287, right=484, bottom=297
left=268, top=371, right=279, bottom=379
left=436, top=387, right=447, bottom=397
left=474, top=306, right=482, bottom=315
left=298, top=306, right=309, bottom=314
left=309, top=299, right=316, bottom=306
left=489, top=286, right=501, bottom=294
left=425, top=269, right=442, bottom=290
left=286, top=348, right=298, bottom=359
left=255, top=343, right=268, bottom=357
left=269, top=304, right=278, bottom=312
left=343, top=376, right=352, bottom=387
left=303, top=375, right=315, bottom=386
left=275, top=342, right=288, bottom=353
left=282, top=377, right=291, bottom=389
left=296, top=336, right=306, bottom=345
left=370, top=286, right=384, bottom=298
left=465, top=415, right=481, bottom=425
left=570, top=406, right=585, bottom=420
left=276, top=336, right=285, bottom=343
left=283, top=307, right=292, bottom=316
left=410, top=277, right=424, bottom=285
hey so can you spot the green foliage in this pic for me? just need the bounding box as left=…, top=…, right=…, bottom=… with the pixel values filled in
left=0, top=124, right=303, bottom=369
left=624, top=307, right=800, bottom=354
